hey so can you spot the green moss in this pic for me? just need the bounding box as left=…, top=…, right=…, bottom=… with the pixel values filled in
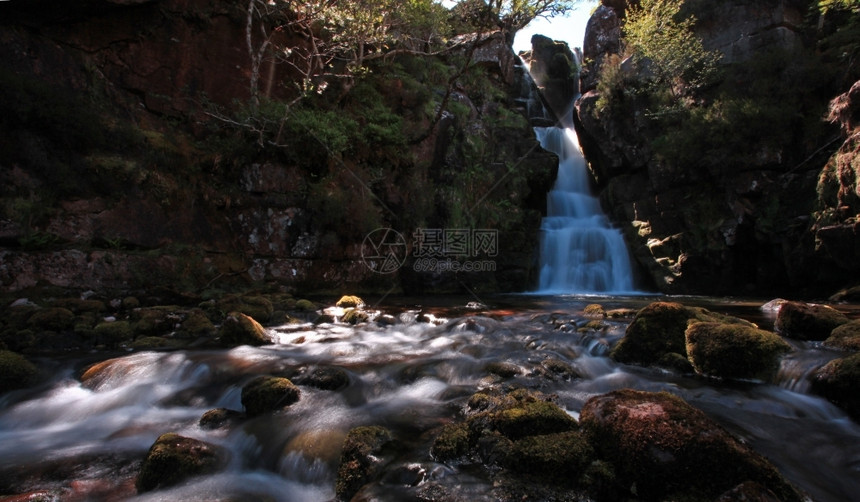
left=0, top=350, right=39, bottom=393
left=178, top=309, right=215, bottom=338
left=341, top=308, right=369, bottom=325
left=136, top=433, right=227, bottom=492
left=131, top=336, right=185, bottom=351
left=610, top=302, right=693, bottom=365
left=825, top=320, right=860, bottom=351
left=218, top=312, right=271, bottom=347
left=490, top=400, right=578, bottom=440
left=27, top=307, right=75, bottom=332
left=240, top=376, right=301, bottom=416
left=583, top=304, right=606, bottom=317
left=336, top=295, right=365, bottom=308
left=775, top=301, right=850, bottom=341
left=294, top=299, right=318, bottom=312
left=216, top=295, right=274, bottom=324
left=611, top=302, right=755, bottom=367
left=50, top=298, right=107, bottom=314
left=812, top=353, right=860, bottom=420
left=499, top=430, right=594, bottom=482
left=431, top=423, right=472, bottom=461
left=336, top=426, right=393, bottom=501
left=131, top=308, right=172, bottom=337
left=685, top=322, right=792, bottom=380
left=93, top=321, right=133, bottom=348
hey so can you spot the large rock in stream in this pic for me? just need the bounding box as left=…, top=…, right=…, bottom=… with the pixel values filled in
left=610, top=301, right=754, bottom=370
left=774, top=300, right=850, bottom=340
left=217, top=312, right=273, bottom=347
left=240, top=375, right=301, bottom=416
left=580, top=389, right=804, bottom=502
left=685, top=322, right=792, bottom=381
left=811, top=352, right=860, bottom=420
left=136, top=433, right=228, bottom=493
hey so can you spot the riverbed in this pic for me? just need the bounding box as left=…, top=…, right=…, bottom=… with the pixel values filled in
left=1, top=294, right=858, bottom=501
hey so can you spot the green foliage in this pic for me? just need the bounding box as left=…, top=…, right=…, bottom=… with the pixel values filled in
left=623, top=0, right=722, bottom=97
left=651, top=46, right=834, bottom=172
left=819, top=0, right=860, bottom=14
left=453, top=0, right=574, bottom=35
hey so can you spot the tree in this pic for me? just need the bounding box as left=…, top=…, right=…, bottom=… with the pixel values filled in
left=623, top=0, right=722, bottom=99
left=451, top=0, right=576, bottom=39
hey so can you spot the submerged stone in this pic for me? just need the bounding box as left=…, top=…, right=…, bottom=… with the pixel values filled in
left=685, top=322, right=792, bottom=380
left=199, top=408, right=244, bottom=430
left=293, top=366, right=350, bottom=391
left=136, top=432, right=228, bottom=493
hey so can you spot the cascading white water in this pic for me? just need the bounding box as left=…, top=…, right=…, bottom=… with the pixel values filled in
left=535, top=125, right=636, bottom=294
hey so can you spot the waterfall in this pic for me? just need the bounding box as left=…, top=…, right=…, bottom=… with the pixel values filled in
left=535, top=124, right=636, bottom=294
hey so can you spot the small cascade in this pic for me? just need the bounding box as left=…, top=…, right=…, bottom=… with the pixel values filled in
left=535, top=125, right=636, bottom=294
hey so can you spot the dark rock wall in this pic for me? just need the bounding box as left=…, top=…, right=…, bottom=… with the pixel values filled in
left=575, top=0, right=858, bottom=297
left=0, top=0, right=556, bottom=296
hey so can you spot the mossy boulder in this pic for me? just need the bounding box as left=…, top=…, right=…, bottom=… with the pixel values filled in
left=0, top=350, right=39, bottom=393
left=178, top=308, right=216, bottom=338
left=610, top=302, right=754, bottom=367
left=218, top=312, right=272, bottom=347
left=93, top=320, right=133, bottom=348
left=824, top=320, right=860, bottom=351
left=51, top=298, right=107, bottom=314
left=580, top=389, right=803, bottom=502
left=335, top=425, right=393, bottom=501
left=130, top=336, right=185, bottom=351
left=811, top=353, right=860, bottom=420
left=336, top=295, right=364, bottom=308
left=432, top=388, right=595, bottom=492
left=497, top=429, right=594, bottom=482
left=240, top=375, right=301, bottom=416
left=774, top=301, right=850, bottom=340
left=685, top=322, right=792, bottom=380
left=295, top=299, right=318, bottom=312
left=135, top=432, right=228, bottom=493
left=213, top=294, right=274, bottom=324
left=341, top=308, right=369, bottom=325
left=432, top=388, right=579, bottom=459
left=583, top=304, right=606, bottom=318
left=27, top=307, right=75, bottom=332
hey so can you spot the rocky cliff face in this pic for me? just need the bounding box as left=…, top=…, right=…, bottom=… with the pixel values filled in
left=575, top=0, right=860, bottom=297
left=0, top=0, right=556, bottom=297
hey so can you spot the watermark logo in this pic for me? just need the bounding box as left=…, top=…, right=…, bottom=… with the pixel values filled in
left=361, top=228, right=407, bottom=274
left=361, top=227, right=498, bottom=274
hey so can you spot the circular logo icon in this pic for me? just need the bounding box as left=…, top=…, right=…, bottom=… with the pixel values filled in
left=361, top=228, right=407, bottom=274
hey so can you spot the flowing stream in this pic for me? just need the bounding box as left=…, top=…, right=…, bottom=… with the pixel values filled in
left=535, top=126, right=636, bottom=294
left=1, top=295, right=858, bottom=501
